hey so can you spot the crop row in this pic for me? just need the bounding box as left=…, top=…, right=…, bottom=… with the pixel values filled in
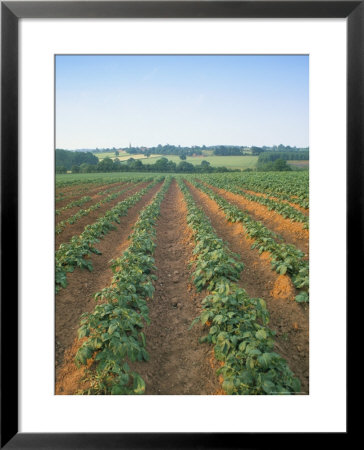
left=56, top=181, right=130, bottom=213
left=188, top=179, right=309, bottom=303
left=178, top=179, right=301, bottom=394
left=201, top=173, right=309, bottom=209
left=55, top=178, right=163, bottom=293
left=55, top=182, right=142, bottom=235
left=56, top=173, right=156, bottom=189
left=56, top=180, right=130, bottom=202
left=199, top=178, right=309, bottom=228
left=55, top=195, right=92, bottom=216
left=74, top=177, right=172, bottom=394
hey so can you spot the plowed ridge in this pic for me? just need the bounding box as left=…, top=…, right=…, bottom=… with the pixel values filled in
left=55, top=175, right=309, bottom=395
left=132, top=180, right=220, bottom=394
left=185, top=181, right=309, bottom=393
left=206, top=183, right=309, bottom=255
left=55, top=182, right=163, bottom=374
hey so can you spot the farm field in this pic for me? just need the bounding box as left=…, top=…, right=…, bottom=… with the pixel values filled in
left=288, top=160, right=310, bottom=169
left=142, top=155, right=259, bottom=169
left=55, top=171, right=309, bottom=395
left=94, top=152, right=259, bottom=170
left=97, top=152, right=162, bottom=162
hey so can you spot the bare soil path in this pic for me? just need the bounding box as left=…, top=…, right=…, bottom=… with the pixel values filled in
left=186, top=181, right=309, bottom=394
left=132, top=180, right=221, bottom=395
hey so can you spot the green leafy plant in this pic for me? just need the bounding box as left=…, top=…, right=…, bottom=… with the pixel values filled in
left=74, top=177, right=172, bottom=395
left=179, top=178, right=301, bottom=395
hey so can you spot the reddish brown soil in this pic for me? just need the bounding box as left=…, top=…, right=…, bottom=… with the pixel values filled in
left=241, top=189, right=309, bottom=216
left=55, top=182, right=149, bottom=249
left=56, top=180, right=220, bottom=395
left=55, top=181, right=163, bottom=386
left=132, top=180, right=221, bottom=394
left=185, top=181, right=309, bottom=394
left=55, top=338, right=92, bottom=395
left=56, top=183, right=105, bottom=207
left=56, top=178, right=309, bottom=396
left=206, top=183, right=309, bottom=256
left=55, top=181, right=126, bottom=209
left=55, top=183, right=133, bottom=225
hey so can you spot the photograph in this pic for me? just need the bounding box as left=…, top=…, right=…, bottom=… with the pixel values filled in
left=54, top=54, right=309, bottom=396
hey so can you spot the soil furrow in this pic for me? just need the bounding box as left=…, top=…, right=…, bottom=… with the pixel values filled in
left=55, top=181, right=163, bottom=375
left=132, top=180, right=221, bottom=395
left=241, top=188, right=309, bottom=216
left=55, top=181, right=127, bottom=208
left=55, top=182, right=149, bottom=249
left=205, top=183, right=309, bottom=256
left=55, top=182, right=133, bottom=225
left=186, top=181, right=309, bottom=394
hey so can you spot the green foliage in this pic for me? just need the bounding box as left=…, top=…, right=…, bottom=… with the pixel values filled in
left=55, top=181, right=145, bottom=234
left=55, top=195, right=91, bottom=216
left=188, top=179, right=309, bottom=302
left=56, top=165, right=67, bottom=174
left=257, top=159, right=293, bottom=172
left=178, top=179, right=301, bottom=395
left=258, top=151, right=309, bottom=163
left=75, top=178, right=172, bottom=395
left=203, top=172, right=308, bottom=209
left=56, top=149, right=98, bottom=170
left=200, top=176, right=308, bottom=228
left=55, top=178, right=164, bottom=293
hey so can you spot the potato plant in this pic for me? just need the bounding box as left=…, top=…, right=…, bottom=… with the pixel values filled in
left=55, top=182, right=144, bottom=234
left=55, top=178, right=164, bottom=293
left=74, top=177, right=172, bottom=394
left=200, top=177, right=308, bottom=228
left=201, top=172, right=309, bottom=209
left=189, top=179, right=309, bottom=302
left=179, top=179, right=301, bottom=395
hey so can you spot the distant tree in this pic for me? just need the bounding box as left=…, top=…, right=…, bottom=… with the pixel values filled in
left=113, top=159, right=121, bottom=170
left=154, top=157, right=169, bottom=171
left=97, top=157, right=114, bottom=172
left=55, top=165, right=67, bottom=174
left=200, top=160, right=211, bottom=172
left=115, top=150, right=119, bottom=156
left=79, top=163, right=89, bottom=173
left=166, top=160, right=177, bottom=172
left=177, top=161, right=194, bottom=172
left=251, top=146, right=264, bottom=155
left=56, top=149, right=98, bottom=170
left=273, top=159, right=292, bottom=171
left=71, top=165, right=80, bottom=173
left=179, top=154, right=187, bottom=160
left=130, top=159, right=143, bottom=171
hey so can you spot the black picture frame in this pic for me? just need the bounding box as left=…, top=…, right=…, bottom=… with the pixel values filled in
left=1, top=1, right=356, bottom=448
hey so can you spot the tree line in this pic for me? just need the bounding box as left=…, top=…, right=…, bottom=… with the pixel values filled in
left=258, top=151, right=309, bottom=163
left=56, top=156, right=238, bottom=174
left=55, top=149, right=98, bottom=170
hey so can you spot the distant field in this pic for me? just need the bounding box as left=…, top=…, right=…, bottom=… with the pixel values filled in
left=288, top=160, right=309, bottom=168
left=96, top=151, right=127, bottom=160
left=95, top=152, right=258, bottom=169
left=142, top=155, right=259, bottom=170
left=96, top=152, right=162, bottom=162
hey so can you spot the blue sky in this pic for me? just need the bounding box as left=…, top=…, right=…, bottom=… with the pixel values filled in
left=56, top=55, right=309, bottom=149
